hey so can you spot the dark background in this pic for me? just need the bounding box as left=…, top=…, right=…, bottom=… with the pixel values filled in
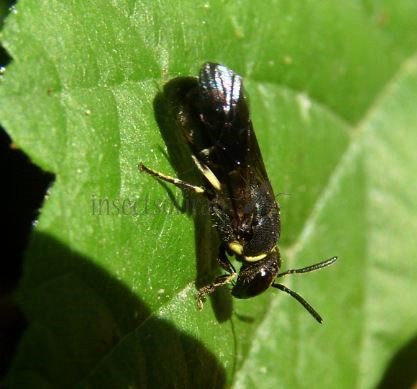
left=0, top=0, right=54, bottom=378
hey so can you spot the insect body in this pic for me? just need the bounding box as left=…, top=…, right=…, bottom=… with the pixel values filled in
left=140, top=63, right=337, bottom=323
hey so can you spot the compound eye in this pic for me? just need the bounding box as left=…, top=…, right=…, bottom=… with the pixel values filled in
left=232, top=265, right=275, bottom=299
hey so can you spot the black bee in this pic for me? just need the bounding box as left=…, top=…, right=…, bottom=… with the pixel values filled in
left=140, top=62, right=337, bottom=323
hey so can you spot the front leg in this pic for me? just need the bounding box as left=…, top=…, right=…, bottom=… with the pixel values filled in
left=196, top=246, right=236, bottom=310
left=217, top=244, right=236, bottom=274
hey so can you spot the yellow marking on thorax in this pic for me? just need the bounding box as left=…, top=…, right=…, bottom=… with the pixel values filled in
left=229, top=241, right=244, bottom=255
left=244, top=253, right=267, bottom=262
left=191, top=155, right=221, bottom=191
left=244, top=246, right=277, bottom=262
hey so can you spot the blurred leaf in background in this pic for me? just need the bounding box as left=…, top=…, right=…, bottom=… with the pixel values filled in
left=0, top=1, right=416, bottom=388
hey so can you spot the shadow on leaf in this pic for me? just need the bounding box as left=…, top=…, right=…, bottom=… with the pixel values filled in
left=377, top=333, right=417, bottom=389
left=6, top=232, right=226, bottom=388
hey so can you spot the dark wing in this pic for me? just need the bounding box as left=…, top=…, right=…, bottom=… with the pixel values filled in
left=183, top=63, right=269, bottom=185
left=181, top=63, right=276, bottom=230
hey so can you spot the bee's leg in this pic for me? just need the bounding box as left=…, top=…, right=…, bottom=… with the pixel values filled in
left=196, top=246, right=236, bottom=310
left=139, top=163, right=206, bottom=195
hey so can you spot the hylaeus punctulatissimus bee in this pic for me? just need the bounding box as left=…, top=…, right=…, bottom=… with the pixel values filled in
left=140, top=63, right=337, bottom=323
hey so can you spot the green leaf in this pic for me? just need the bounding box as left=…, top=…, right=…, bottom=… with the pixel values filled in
left=1, top=1, right=417, bottom=388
